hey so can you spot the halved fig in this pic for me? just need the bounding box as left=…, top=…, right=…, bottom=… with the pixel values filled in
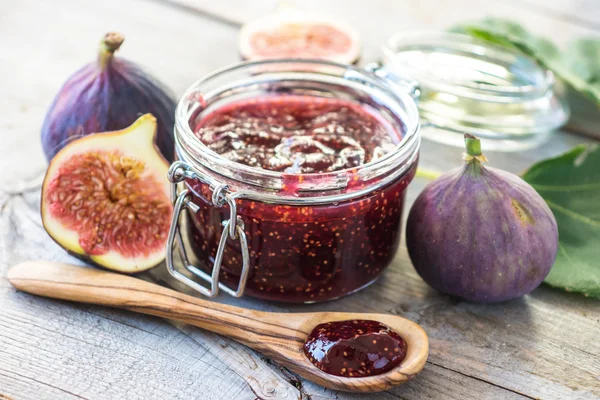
left=239, top=8, right=361, bottom=64
left=41, top=114, right=173, bottom=273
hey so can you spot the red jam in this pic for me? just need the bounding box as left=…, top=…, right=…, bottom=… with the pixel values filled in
left=304, top=320, right=407, bottom=377
left=195, top=95, right=398, bottom=173
left=187, top=95, right=415, bottom=303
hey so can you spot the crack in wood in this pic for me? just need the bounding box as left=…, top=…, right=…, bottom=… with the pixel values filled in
left=0, top=368, right=89, bottom=400
left=503, top=0, right=600, bottom=32
left=426, top=361, right=537, bottom=399
left=82, top=307, right=167, bottom=338
left=0, top=197, right=10, bottom=215
left=169, top=320, right=303, bottom=399
left=146, top=0, right=242, bottom=27
left=383, top=389, right=409, bottom=400
left=1, top=302, right=221, bottom=369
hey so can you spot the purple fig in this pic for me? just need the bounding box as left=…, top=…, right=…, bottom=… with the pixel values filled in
left=406, top=134, right=558, bottom=303
left=41, top=32, right=176, bottom=162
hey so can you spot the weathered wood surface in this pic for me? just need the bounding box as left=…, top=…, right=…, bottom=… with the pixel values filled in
left=7, top=262, right=430, bottom=393
left=0, top=0, right=599, bottom=399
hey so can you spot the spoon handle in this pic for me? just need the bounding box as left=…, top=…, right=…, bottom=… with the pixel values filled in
left=7, top=261, right=305, bottom=347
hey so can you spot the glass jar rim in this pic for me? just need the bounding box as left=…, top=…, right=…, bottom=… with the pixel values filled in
left=383, top=31, right=556, bottom=101
left=174, top=59, right=420, bottom=201
left=381, top=31, right=569, bottom=148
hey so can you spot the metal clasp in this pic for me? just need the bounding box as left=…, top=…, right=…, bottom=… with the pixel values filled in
left=165, top=161, right=250, bottom=298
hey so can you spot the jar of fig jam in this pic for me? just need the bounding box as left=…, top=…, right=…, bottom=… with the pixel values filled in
left=167, top=60, right=420, bottom=303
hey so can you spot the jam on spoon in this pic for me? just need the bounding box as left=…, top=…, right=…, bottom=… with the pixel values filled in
left=304, top=319, right=408, bottom=377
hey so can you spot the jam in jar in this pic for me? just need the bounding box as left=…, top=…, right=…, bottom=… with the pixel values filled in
left=170, top=60, right=420, bottom=303
left=194, top=95, right=397, bottom=174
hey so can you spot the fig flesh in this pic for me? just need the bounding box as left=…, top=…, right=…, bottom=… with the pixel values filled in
left=238, top=8, right=361, bottom=63
left=406, top=135, right=558, bottom=303
left=41, top=114, right=173, bottom=273
left=41, top=32, right=176, bottom=162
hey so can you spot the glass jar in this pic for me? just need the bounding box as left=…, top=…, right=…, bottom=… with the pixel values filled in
left=166, top=60, right=420, bottom=303
left=381, top=32, right=569, bottom=151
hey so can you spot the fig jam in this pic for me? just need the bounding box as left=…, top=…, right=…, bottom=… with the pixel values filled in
left=195, top=95, right=398, bottom=174
left=187, top=94, right=416, bottom=302
left=304, top=320, right=407, bottom=377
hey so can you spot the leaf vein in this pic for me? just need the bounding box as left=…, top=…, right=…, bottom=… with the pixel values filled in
left=558, top=242, right=576, bottom=270
left=532, top=182, right=600, bottom=192
left=545, top=199, right=600, bottom=227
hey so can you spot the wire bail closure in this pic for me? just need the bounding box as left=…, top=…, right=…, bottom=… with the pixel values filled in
left=165, top=161, right=250, bottom=298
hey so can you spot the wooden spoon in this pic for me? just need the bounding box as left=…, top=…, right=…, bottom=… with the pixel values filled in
left=7, top=261, right=428, bottom=393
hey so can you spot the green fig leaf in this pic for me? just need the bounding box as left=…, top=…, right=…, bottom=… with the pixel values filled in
left=449, top=18, right=562, bottom=63
left=451, top=18, right=600, bottom=106
left=522, top=145, right=600, bottom=298
left=562, top=38, right=600, bottom=103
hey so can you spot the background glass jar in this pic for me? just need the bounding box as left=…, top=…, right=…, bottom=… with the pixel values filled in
left=381, top=32, right=569, bottom=151
left=167, top=60, right=420, bottom=303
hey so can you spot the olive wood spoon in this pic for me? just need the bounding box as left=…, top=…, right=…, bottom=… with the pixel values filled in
left=8, top=261, right=428, bottom=393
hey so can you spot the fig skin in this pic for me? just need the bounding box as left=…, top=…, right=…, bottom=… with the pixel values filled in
left=406, top=135, right=558, bottom=303
left=41, top=114, right=173, bottom=274
left=41, top=32, right=176, bottom=162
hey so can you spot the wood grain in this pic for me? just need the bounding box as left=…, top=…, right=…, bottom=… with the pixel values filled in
left=1, top=0, right=599, bottom=399
left=0, top=1, right=300, bottom=399
left=167, top=0, right=600, bottom=49
left=508, top=0, right=600, bottom=31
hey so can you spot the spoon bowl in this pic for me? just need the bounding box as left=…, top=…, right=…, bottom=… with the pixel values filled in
left=7, top=261, right=428, bottom=392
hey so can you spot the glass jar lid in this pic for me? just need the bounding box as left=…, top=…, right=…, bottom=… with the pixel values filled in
left=381, top=32, right=570, bottom=151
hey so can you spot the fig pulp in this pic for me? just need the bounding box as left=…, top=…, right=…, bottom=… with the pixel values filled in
left=41, top=32, right=176, bottom=162
left=406, top=135, right=558, bottom=303
left=238, top=8, right=361, bottom=63
left=41, top=114, right=173, bottom=273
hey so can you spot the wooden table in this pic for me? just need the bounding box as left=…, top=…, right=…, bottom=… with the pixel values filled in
left=1, top=1, right=599, bottom=399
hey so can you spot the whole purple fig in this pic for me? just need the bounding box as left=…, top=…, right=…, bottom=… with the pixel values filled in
left=41, top=32, right=176, bottom=162
left=406, top=134, right=558, bottom=303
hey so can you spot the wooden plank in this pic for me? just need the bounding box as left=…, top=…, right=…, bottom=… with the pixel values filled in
left=166, top=0, right=600, bottom=49
left=510, top=0, right=600, bottom=31
left=1, top=190, right=543, bottom=400
left=0, top=287, right=306, bottom=399
left=1, top=0, right=599, bottom=399
left=0, top=183, right=304, bottom=400
left=301, top=362, right=530, bottom=400
left=0, top=0, right=301, bottom=399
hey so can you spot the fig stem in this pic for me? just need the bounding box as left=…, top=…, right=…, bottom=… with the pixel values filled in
left=98, top=32, right=124, bottom=69
left=463, top=133, right=488, bottom=163
left=464, top=134, right=482, bottom=157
